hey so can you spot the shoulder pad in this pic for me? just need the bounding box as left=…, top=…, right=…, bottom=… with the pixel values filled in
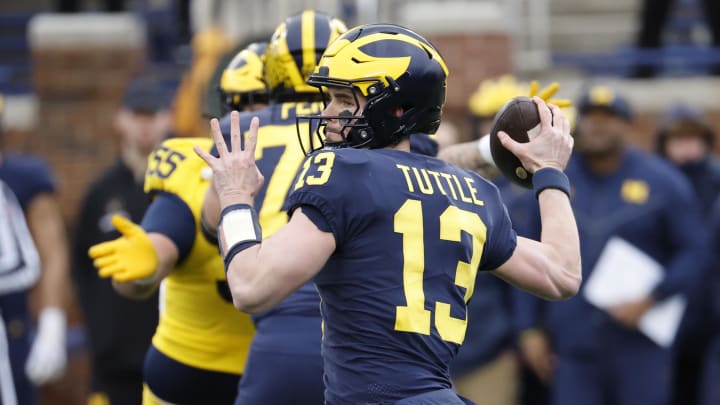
left=144, top=137, right=213, bottom=196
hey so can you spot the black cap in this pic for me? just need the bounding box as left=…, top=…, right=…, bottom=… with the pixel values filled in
left=122, top=77, right=171, bottom=113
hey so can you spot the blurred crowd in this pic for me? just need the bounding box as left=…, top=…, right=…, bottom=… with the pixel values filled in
left=1, top=1, right=720, bottom=405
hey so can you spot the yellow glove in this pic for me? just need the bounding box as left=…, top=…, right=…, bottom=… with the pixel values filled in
left=88, top=215, right=159, bottom=283
left=528, top=80, right=573, bottom=108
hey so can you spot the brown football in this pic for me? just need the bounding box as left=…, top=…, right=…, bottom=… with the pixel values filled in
left=489, top=96, right=542, bottom=188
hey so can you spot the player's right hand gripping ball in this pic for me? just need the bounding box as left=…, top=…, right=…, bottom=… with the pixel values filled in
left=489, top=96, right=543, bottom=188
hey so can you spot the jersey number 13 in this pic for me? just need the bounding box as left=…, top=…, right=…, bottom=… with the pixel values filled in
left=394, top=199, right=487, bottom=345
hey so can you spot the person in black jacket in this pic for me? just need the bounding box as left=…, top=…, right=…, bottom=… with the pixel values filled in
left=72, top=77, right=171, bottom=405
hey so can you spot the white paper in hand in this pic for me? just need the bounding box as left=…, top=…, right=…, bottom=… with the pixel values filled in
left=584, top=237, right=686, bottom=347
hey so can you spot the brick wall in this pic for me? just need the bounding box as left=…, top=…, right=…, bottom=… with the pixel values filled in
left=425, top=32, right=513, bottom=137
left=25, top=13, right=146, bottom=226
left=30, top=46, right=144, bottom=225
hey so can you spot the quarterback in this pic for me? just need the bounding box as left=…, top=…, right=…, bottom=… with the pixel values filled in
left=197, top=24, right=581, bottom=404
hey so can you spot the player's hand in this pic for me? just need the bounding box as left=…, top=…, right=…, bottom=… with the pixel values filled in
left=519, top=328, right=555, bottom=383
left=609, top=296, right=654, bottom=329
left=529, top=80, right=573, bottom=108
left=88, top=215, right=159, bottom=283
left=497, top=97, right=573, bottom=173
left=25, top=307, right=67, bottom=385
left=194, top=111, right=264, bottom=206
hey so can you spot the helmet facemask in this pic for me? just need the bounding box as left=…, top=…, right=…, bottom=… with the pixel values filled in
left=297, top=70, right=407, bottom=155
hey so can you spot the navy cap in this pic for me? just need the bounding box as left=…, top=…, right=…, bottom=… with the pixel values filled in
left=122, top=77, right=171, bottom=113
left=577, top=85, right=632, bottom=121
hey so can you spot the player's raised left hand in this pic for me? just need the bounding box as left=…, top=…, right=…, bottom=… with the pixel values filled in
left=194, top=111, right=264, bottom=206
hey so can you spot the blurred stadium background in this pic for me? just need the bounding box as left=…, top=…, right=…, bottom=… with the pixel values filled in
left=0, top=0, right=718, bottom=403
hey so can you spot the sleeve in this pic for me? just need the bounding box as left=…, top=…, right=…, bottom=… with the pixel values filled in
left=13, top=156, right=57, bottom=210
left=140, top=192, right=196, bottom=262
left=652, top=175, right=711, bottom=300
left=297, top=204, right=333, bottom=233
left=25, top=156, right=57, bottom=195
left=479, top=183, right=517, bottom=271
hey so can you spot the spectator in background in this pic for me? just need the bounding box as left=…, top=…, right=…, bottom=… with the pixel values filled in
left=655, top=103, right=720, bottom=214
left=515, top=86, right=709, bottom=405
left=633, top=0, right=720, bottom=77
left=72, top=78, right=171, bottom=405
left=0, top=179, right=41, bottom=405
left=703, top=202, right=720, bottom=405
left=655, top=104, right=720, bottom=405
left=0, top=95, right=71, bottom=404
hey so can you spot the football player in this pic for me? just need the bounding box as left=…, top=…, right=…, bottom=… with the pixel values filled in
left=197, top=23, right=581, bottom=404
left=200, top=10, right=347, bottom=404
left=87, top=43, right=268, bottom=405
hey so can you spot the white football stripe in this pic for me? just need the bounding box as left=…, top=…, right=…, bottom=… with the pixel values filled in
left=527, top=123, right=542, bottom=141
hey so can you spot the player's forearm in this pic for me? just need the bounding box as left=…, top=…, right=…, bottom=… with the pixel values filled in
left=112, top=279, right=160, bottom=300
left=225, top=244, right=277, bottom=313
left=202, top=183, right=222, bottom=233
left=536, top=189, right=581, bottom=299
left=224, top=208, right=334, bottom=313
left=27, top=194, right=72, bottom=309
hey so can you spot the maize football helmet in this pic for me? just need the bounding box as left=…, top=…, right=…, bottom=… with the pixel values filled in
left=219, top=42, right=268, bottom=112
left=264, top=10, right=347, bottom=102
left=298, top=23, right=449, bottom=153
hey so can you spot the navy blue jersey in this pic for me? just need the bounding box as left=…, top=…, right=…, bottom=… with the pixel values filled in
left=0, top=153, right=56, bottom=211
left=220, top=102, right=324, bottom=325
left=284, top=147, right=517, bottom=403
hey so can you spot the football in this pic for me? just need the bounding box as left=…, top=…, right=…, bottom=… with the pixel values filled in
left=489, top=96, right=542, bottom=188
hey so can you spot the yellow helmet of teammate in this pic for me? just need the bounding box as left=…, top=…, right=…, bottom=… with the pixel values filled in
left=219, top=42, right=269, bottom=112
left=468, top=75, right=576, bottom=138
left=468, top=75, right=528, bottom=118
left=264, top=10, right=347, bottom=101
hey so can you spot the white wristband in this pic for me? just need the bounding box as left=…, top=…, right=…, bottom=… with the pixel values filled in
left=477, top=134, right=495, bottom=166
left=218, top=204, right=262, bottom=257
left=38, top=307, right=66, bottom=342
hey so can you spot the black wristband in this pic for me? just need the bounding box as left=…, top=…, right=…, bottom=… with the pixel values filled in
left=533, top=168, right=570, bottom=198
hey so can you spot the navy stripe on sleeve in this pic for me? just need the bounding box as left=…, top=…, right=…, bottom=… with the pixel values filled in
left=140, top=192, right=196, bottom=262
